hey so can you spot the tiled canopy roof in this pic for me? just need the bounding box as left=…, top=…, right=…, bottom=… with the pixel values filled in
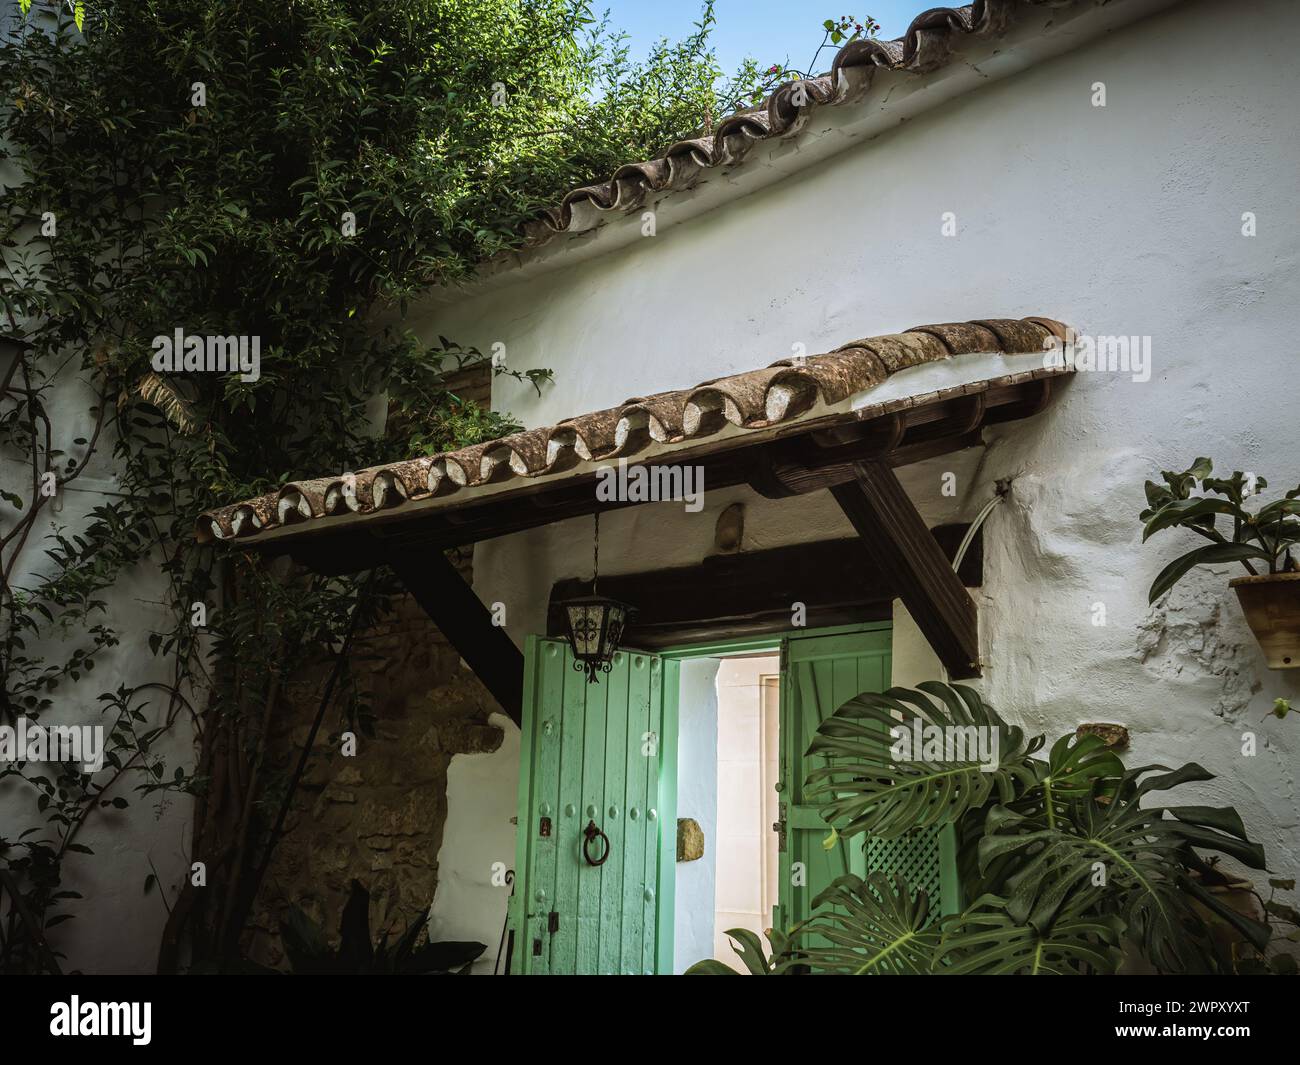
left=196, top=317, right=1068, bottom=545
left=522, top=1, right=1054, bottom=249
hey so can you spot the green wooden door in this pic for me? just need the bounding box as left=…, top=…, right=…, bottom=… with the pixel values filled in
left=776, top=627, right=890, bottom=934
left=512, top=638, right=675, bottom=975
left=775, top=625, right=960, bottom=938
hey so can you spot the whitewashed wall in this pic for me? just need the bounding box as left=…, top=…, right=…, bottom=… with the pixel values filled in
left=430, top=712, right=518, bottom=974
left=8, top=0, right=1297, bottom=974
left=0, top=378, right=195, bottom=975
left=417, top=0, right=1300, bottom=924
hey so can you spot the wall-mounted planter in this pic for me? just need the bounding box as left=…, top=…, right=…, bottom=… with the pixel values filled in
left=1230, top=572, right=1300, bottom=669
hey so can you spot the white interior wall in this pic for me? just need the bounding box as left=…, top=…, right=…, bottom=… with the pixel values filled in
left=672, top=656, right=720, bottom=973
left=712, top=656, right=780, bottom=969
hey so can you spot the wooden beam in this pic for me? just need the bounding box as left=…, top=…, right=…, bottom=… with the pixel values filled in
left=830, top=462, right=981, bottom=678
left=547, top=527, right=980, bottom=651
left=387, top=546, right=524, bottom=725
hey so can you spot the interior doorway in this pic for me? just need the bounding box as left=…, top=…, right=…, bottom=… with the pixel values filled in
left=669, top=623, right=893, bottom=974
left=712, top=654, right=781, bottom=970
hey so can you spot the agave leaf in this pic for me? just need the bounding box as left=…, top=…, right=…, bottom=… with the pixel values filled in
left=390, top=913, right=428, bottom=966
left=338, top=880, right=373, bottom=973
left=805, top=684, right=1038, bottom=840
left=403, top=939, right=485, bottom=974
left=278, top=905, right=333, bottom=974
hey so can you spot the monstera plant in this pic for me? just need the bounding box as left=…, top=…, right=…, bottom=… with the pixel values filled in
left=1141, top=458, right=1300, bottom=669
left=688, top=682, right=1283, bottom=976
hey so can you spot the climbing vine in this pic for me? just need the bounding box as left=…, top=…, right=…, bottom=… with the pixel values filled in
left=0, top=0, right=868, bottom=972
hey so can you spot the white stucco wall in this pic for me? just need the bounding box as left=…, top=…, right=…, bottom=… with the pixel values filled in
left=428, top=712, right=518, bottom=974
left=0, top=417, right=195, bottom=974
left=412, top=0, right=1300, bottom=911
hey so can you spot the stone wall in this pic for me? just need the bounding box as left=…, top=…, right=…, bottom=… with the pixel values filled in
left=244, top=548, right=503, bottom=967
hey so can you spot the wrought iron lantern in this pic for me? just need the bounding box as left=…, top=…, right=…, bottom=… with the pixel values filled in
left=558, top=512, right=634, bottom=683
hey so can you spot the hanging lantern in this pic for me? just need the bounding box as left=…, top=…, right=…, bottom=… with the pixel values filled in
left=562, top=594, right=633, bottom=683
left=558, top=511, right=634, bottom=683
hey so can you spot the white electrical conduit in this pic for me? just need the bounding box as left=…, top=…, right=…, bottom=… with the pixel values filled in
left=952, top=488, right=1007, bottom=574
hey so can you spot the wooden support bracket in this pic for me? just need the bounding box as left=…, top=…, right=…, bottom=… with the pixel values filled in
left=388, top=546, right=524, bottom=725
left=830, top=460, right=981, bottom=678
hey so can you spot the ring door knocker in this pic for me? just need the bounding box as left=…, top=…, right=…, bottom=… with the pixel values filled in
left=582, top=820, right=610, bottom=867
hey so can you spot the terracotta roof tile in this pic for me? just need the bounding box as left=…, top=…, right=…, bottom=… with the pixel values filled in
left=196, top=316, right=1069, bottom=545
left=520, top=2, right=1059, bottom=251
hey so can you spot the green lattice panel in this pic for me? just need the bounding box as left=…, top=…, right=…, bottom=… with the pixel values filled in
left=865, top=827, right=943, bottom=912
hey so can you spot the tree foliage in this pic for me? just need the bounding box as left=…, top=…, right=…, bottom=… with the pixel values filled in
left=0, top=0, right=792, bottom=970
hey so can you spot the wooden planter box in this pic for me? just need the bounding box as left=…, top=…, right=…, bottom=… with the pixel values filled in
left=1231, top=571, right=1300, bottom=669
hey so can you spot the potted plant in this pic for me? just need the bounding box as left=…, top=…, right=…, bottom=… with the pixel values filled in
left=1141, top=458, right=1300, bottom=668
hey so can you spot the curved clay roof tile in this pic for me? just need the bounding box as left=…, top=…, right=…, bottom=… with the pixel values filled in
left=907, top=322, right=1002, bottom=355
left=518, top=2, right=1044, bottom=250
left=194, top=315, right=1071, bottom=545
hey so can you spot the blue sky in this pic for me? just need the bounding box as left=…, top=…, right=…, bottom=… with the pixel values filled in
left=597, top=1, right=925, bottom=76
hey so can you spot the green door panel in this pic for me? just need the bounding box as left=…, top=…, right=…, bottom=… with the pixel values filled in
left=775, top=625, right=961, bottom=941
left=776, top=628, right=890, bottom=936
left=513, top=638, right=671, bottom=974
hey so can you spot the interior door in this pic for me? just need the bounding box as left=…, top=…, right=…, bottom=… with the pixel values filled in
left=512, top=637, right=674, bottom=975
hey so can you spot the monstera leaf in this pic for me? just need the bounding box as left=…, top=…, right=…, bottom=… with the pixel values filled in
left=804, top=682, right=1042, bottom=839
left=684, top=928, right=790, bottom=975
left=687, top=693, right=1276, bottom=976
left=1019, top=732, right=1126, bottom=822
left=935, top=896, right=1124, bottom=975
left=976, top=764, right=1269, bottom=974
left=790, top=873, right=943, bottom=974
left=774, top=873, right=1121, bottom=976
